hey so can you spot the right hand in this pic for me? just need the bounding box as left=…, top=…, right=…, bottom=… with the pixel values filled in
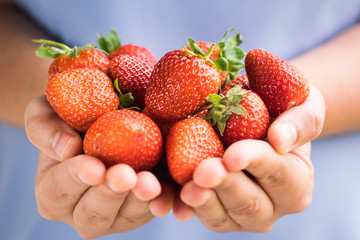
left=25, top=96, right=174, bottom=239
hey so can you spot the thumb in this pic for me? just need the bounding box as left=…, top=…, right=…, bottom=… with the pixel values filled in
left=267, top=84, right=325, bottom=154
left=25, top=95, right=83, bottom=161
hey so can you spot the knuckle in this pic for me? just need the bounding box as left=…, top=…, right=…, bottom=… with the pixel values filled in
left=227, top=197, right=262, bottom=219
left=75, top=207, right=111, bottom=231
left=45, top=180, right=79, bottom=203
left=115, top=212, right=152, bottom=230
left=262, top=164, right=288, bottom=187
left=205, top=218, right=236, bottom=233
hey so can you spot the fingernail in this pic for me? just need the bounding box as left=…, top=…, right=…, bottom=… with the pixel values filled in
left=106, top=174, right=130, bottom=194
left=51, top=131, right=75, bottom=161
left=278, top=121, right=298, bottom=153
left=107, top=179, right=120, bottom=193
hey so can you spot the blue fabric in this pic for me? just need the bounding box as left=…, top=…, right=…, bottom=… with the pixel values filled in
left=16, top=0, right=360, bottom=59
left=3, top=0, right=360, bottom=239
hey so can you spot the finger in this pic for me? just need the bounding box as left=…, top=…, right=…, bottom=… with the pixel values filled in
left=25, top=95, right=83, bottom=161
left=223, top=140, right=313, bottom=215
left=268, top=84, right=325, bottom=154
left=131, top=171, right=161, bottom=201
left=149, top=181, right=176, bottom=217
left=110, top=172, right=161, bottom=233
left=172, top=190, right=195, bottom=222
left=192, top=158, right=227, bottom=188
left=181, top=181, right=239, bottom=232
left=35, top=154, right=106, bottom=222
left=72, top=164, right=137, bottom=235
left=193, top=158, right=274, bottom=229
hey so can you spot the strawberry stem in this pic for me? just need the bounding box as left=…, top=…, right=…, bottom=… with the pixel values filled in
left=32, top=39, right=71, bottom=51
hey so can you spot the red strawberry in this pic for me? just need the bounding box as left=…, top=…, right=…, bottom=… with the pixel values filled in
left=46, top=68, right=119, bottom=132
left=83, top=109, right=163, bottom=171
left=245, top=49, right=310, bottom=117
left=107, top=54, right=154, bottom=109
left=145, top=48, right=221, bottom=121
left=222, top=73, right=250, bottom=92
left=33, top=39, right=109, bottom=80
left=166, top=117, right=224, bottom=185
left=145, top=32, right=245, bottom=121
left=204, top=85, right=270, bottom=147
left=98, top=29, right=157, bottom=66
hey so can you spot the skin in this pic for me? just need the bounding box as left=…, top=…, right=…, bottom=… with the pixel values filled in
left=2, top=0, right=360, bottom=237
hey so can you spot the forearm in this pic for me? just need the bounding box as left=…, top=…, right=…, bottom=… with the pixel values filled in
left=0, top=5, right=51, bottom=127
left=291, top=23, right=360, bottom=137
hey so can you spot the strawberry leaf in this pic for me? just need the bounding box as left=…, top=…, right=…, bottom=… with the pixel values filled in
left=97, top=29, right=121, bottom=54
left=226, top=33, right=243, bottom=47
left=213, top=57, right=228, bottom=72
left=188, top=38, right=206, bottom=57
left=203, top=85, right=248, bottom=135
left=226, top=85, right=243, bottom=97
left=114, top=79, right=135, bottom=108
left=119, top=93, right=134, bottom=107
left=33, top=39, right=97, bottom=58
left=207, top=94, right=224, bottom=103
left=222, top=46, right=245, bottom=66
left=215, top=28, right=246, bottom=80
left=229, top=105, right=246, bottom=116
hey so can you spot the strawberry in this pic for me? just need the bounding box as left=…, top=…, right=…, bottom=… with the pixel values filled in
left=98, top=29, right=157, bottom=66
left=245, top=49, right=310, bottom=117
left=107, top=54, right=154, bottom=109
left=203, top=85, right=269, bottom=147
left=33, top=39, right=109, bottom=80
left=83, top=109, right=163, bottom=171
left=46, top=68, right=119, bottom=132
left=222, top=73, right=250, bottom=92
left=166, top=117, right=224, bottom=185
left=145, top=34, right=244, bottom=122
left=145, top=48, right=220, bottom=121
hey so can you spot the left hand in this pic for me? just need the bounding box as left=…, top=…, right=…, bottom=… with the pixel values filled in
left=172, top=84, right=325, bottom=232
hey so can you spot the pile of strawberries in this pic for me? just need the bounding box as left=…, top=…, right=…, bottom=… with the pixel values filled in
left=34, top=29, right=309, bottom=185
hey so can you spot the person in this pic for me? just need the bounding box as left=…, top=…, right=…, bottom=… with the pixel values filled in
left=1, top=0, right=360, bottom=239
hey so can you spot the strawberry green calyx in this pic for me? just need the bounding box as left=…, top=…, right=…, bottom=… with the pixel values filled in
left=184, top=28, right=245, bottom=80
left=202, top=85, right=246, bottom=135
left=113, top=79, right=135, bottom=108
left=184, top=38, right=217, bottom=64
left=184, top=38, right=229, bottom=72
left=97, top=29, right=122, bottom=54
left=218, top=28, right=246, bottom=81
left=33, top=39, right=96, bottom=59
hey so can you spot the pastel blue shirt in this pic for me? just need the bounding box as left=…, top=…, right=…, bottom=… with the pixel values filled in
left=2, top=0, right=360, bottom=239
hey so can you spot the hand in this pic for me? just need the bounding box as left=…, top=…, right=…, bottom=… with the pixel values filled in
left=173, top=84, right=325, bottom=232
left=25, top=96, right=174, bottom=239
